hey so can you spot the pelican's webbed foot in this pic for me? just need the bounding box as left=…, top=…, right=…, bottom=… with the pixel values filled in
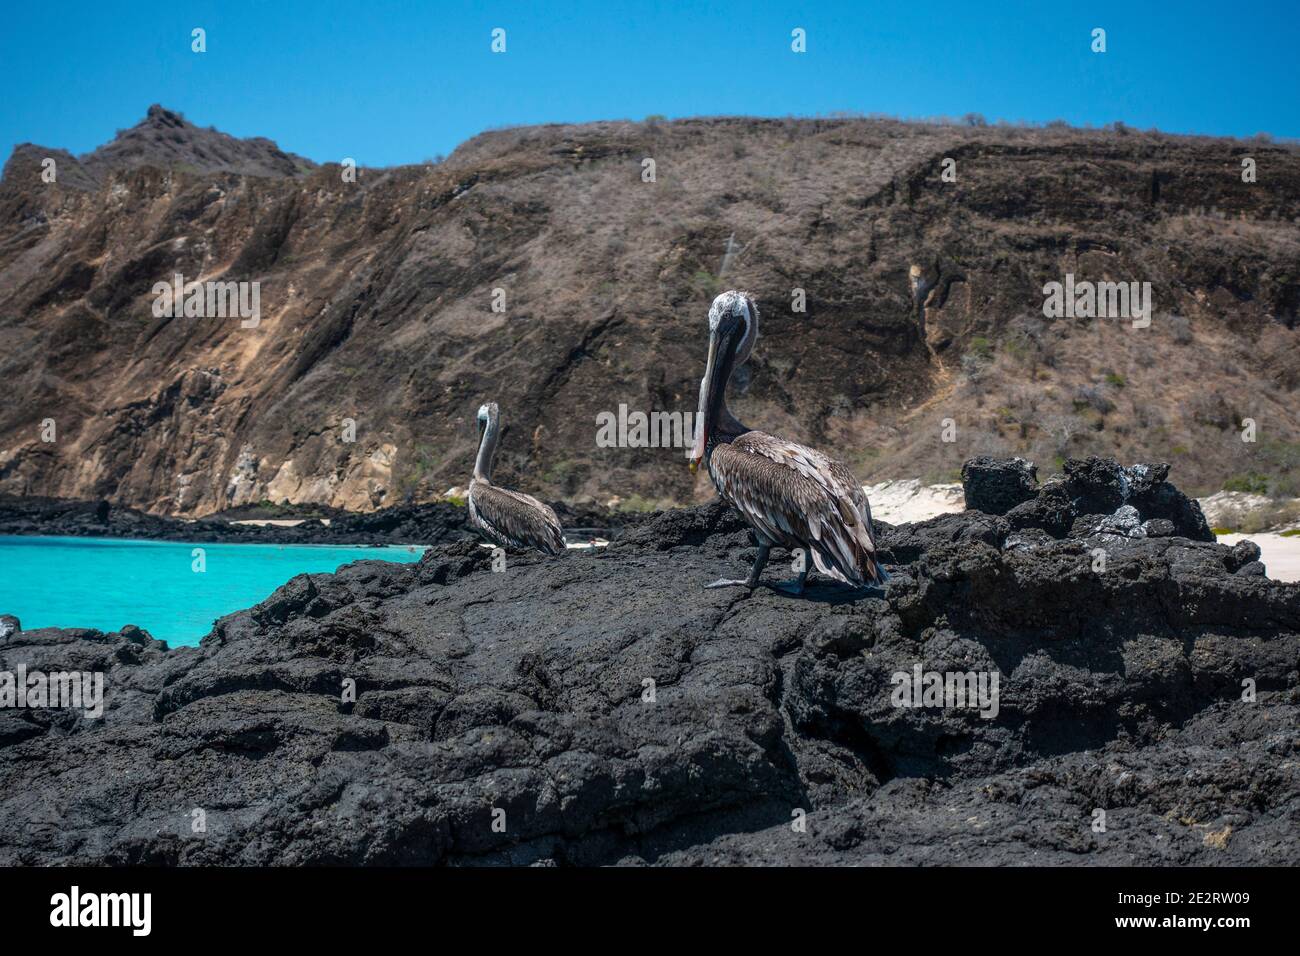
left=704, top=544, right=771, bottom=591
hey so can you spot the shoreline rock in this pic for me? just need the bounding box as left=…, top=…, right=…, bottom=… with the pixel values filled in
left=0, top=457, right=1295, bottom=866
left=0, top=494, right=626, bottom=546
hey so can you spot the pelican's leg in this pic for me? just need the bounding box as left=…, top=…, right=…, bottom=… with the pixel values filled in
left=705, top=545, right=770, bottom=590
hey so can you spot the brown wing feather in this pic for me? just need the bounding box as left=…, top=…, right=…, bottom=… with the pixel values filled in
left=710, top=432, right=884, bottom=585
left=467, top=480, right=567, bottom=555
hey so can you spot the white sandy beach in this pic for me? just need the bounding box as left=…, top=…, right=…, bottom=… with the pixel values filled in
left=1215, top=534, right=1300, bottom=583
left=862, top=479, right=966, bottom=525
left=230, top=517, right=332, bottom=527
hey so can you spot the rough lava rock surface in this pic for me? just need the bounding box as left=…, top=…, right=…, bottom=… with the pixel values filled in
left=965, top=456, right=1215, bottom=542
left=960, top=457, right=1039, bottom=516
left=0, top=460, right=1295, bottom=865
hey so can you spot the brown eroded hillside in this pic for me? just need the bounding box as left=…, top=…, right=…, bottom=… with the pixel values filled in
left=1, top=107, right=1298, bottom=514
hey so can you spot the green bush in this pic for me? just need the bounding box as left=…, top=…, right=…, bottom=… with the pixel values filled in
left=1223, top=473, right=1269, bottom=494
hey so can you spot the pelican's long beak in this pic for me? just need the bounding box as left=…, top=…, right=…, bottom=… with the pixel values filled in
left=688, top=330, right=720, bottom=471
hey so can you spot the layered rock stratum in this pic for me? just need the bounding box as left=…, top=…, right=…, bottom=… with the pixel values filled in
left=1, top=458, right=1295, bottom=865
left=2, top=108, right=1298, bottom=514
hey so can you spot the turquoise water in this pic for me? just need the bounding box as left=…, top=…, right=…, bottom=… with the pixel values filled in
left=0, top=536, right=424, bottom=647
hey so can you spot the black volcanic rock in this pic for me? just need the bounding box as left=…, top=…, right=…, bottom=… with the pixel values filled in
left=1003, top=482, right=1078, bottom=538
left=0, top=459, right=1295, bottom=866
left=875, top=510, right=1008, bottom=565
left=1124, top=463, right=1215, bottom=541
left=961, top=456, right=1038, bottom=515
left=1142, top=518, right=1177, bottom=538
left=1225, top=539, right=1263, bottom=573
left=970, top=456, right=1214, bottom=542
left=0, top=493, right=628, bottom=546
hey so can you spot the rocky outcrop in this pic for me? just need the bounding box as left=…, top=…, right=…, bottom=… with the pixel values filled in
left=963, top=456, right=1214, bottom=542
left=3, top=105, right=315, bottom=189
left=960, top=457, right=1038, bottom=515
left=1, top=460, right=1295, bottom=865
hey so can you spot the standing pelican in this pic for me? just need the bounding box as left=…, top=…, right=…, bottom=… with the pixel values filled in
left=688, top=292, right=889, bottom=593
left=467, top=402, right=567, bottom=556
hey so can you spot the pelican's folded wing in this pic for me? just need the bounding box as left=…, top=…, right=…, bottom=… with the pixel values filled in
left=469, top=482, right=567, bottom=555
left=713, top=431, right=883, bottom=584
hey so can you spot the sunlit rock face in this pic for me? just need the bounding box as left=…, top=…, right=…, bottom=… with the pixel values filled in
left=4, top=110, right=1299, bottom=515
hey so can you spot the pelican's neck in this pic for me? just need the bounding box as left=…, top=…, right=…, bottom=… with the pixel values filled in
left=474, top=419, right=499, bottom=482
left=705, top=373, right=748, bottom=458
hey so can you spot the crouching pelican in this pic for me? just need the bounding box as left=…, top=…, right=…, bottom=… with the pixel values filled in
left=467, top=402, right=567, bottom=555
left=688, top=292, right=889, bottom=594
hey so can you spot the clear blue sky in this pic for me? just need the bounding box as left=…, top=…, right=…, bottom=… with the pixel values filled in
left=3, top=0, right=1296, bottom=167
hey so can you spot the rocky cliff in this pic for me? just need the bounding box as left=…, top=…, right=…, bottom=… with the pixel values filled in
left=2, top=108, right=1299, bottom=514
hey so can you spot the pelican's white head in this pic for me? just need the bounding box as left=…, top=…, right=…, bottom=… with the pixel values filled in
left=476, top=401, right=499, bottom=438
left=691, top=292, right=759, bottom=470
left=707, top=291, right=759, bottom=365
